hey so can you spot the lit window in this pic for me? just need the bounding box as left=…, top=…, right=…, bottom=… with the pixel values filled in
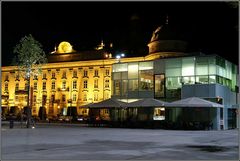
left=73, top=80, right=77, bottom=89
left=25, top=82, right=28, bottom=91
left=51, top=81, right=55, bottom=90
left=62, top=95, right=66, bottom=102
left=83, top=93, right=87, bottom=101
left=73, top=94, right=77, bottom=101
left=43, top=73, right=46, bottom=79
left=94, top=79, right=98, bottom=88
left=4, top=82, right=8, bottom=91
left=15, top=82, right=19, bottom=91
left=62, top=81, right=66, bottom=89
left=34, top=82, right=38, bottom=90
left=94, top=70, right=99, bottom=77
left=73, top=70, right=77, bottom=77
left=33, top=95, right=37, bottom=106
left=43, top=82, right=46, bottom=90
left=105, top=69, right=110, bottom=76
left=83, top=70, right=88, bottom=77
left=83, top=80, right=88, bottom=89
left=94, top=93, right=98, bottom=101
left=52, top=72, right=55, bottom=78
left=105, top=79, right=110, bottom=88
left=62, top=71, right=66, bottom=78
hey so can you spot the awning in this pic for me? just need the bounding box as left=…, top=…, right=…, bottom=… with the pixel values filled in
left=85, top=98, right=127, bottom=108
left=165, top=97, right=223, bottom=108
left=127, top=98, right=168, bottom=107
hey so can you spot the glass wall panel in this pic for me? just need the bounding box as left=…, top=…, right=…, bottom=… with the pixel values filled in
left=113, top=63, right=128, bottom=72
left=182, top=57, right=195, bottom=76
left=166, top=77, right=181, bottom=89
left=113, top=72, right=121, bottom=80
left=139, top=70, right=153, bottom=91
left=121, top=72, right=128, bottom=80
left=182, top=76, right=195, bottom=84
left=139, top=61, right=153, bottom=70
left=225, top=61, right=232, bottom=79
left=196, top=57, right=208, bottom=75
left=122, top=80, right=128, bottom=97
left=196, top=75, right=208, bottom=84
left=128, top=63, right=138, bottom=79
left=209, top=64, right=216, bottom=75
left=166, top=68, right=181, bottom=77
left=129, top=79, right=138, bottom=91
left=114, top=80, right=121, bottom=96
left=155, top=74, right=165, bottom=98
left=209, top=75, right=216, bottom=84
left=165, top=58, right=181, bottom=68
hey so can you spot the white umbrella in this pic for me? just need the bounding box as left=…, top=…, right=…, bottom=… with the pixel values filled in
left=165, top=97, right=223, bottom=108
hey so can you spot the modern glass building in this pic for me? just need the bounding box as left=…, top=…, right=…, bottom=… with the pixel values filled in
left=2, top=22, right=238, bottom=130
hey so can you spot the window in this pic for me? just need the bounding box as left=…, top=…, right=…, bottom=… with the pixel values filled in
left=51, top=95, right=55, bottom=103
left=73, top=70, right=77, bottom=77
left=83, top=80, right=88, bottom=89
left=43, top=73, right=46, bottom=79
left=62, top=95, right=66, bottom=102
left=139, top=70, right=153, bottom=91
left=16, top=74, right=20, bottom=80
left=73, top=80, right=77, bottom=89
left=5, top=75, right=9, bottom=81
left=15, top=82, right=19, bottom=91
left=105, top=79, right=110, bottom=88
left=51, top=81, right=55, bottom=90
left=166, top=77, right=181, bottom=90
left=43, top=82, right=46, bottom=90
left=25, top=82, right=28, bottom=91
left=114, top=80, right=121, bottom=96
left=73, top=94, right=77, bottom=101
left=4, top=82, right=8, bottom=91
left=182, top=57, right=195, bottom=76
left=122, top=80, right=128, bottom=96
left=104, top=92, right=109, bottom=99
left=94, top=70, right=99, bottom=77
left=129, top=79, right=138, bottom=91
left=83, top=70, right=88, bottom=77
left=94, top=93, right=98, bottom=101
left=154, top=74, right=165, bottom=98
left=128, top=63, right=138, bottom=79
left=34, top=75, right=38, bottom=80
left=62, top=81, right=66, bottom=89
left=105, top=69, right=110, bottom=76
left=33, top=95, right=37, bottom=106
left=52, top=72, right=55, bottom=78
left=62, top=71, right=66, bottom=78
left=94, top=79, right=98, bottom=88
left=34, top=82, right=38, bottom=90
left=83, top=93, right=87, bottom=101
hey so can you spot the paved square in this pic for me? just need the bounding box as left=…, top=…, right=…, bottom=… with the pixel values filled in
left=1, top=124, right=239, bottom=160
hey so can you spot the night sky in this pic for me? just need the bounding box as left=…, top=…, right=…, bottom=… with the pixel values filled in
left=2, top=1, right=239, bottom=66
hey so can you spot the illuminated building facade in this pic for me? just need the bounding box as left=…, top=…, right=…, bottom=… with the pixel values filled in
left=1, top=23, right=238, bottom=130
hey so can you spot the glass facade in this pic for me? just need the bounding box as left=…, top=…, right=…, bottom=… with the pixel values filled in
left=165, top=55, right=238, bottom=95
left=112, top=61, right=154, bottom=98
left=113, top=55, right=237, bottom=99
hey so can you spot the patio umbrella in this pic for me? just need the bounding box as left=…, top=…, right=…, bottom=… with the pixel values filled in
left=165, top=97, right=223, bottom=108
left=127, top=98, right=168, bottom=107
left=88, top=98, right=127, bottom=108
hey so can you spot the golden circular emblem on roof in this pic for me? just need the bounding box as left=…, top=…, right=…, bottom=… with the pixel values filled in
left=57, top=41, right=73, bottom=53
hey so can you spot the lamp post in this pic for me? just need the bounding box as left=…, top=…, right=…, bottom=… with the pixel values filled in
left=116, top=53, right=125, bottom=63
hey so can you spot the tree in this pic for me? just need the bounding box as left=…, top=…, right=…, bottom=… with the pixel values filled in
left=13, top=34, right=47, bottom=128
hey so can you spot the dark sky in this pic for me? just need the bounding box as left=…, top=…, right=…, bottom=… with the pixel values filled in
left=2, top=1, right=239, bottom=66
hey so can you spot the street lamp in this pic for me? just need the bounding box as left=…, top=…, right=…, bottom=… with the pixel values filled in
left=116, top=53, right=125, bottom=63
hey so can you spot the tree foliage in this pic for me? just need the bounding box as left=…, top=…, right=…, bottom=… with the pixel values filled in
left=13, top=34, right=47, bottom=78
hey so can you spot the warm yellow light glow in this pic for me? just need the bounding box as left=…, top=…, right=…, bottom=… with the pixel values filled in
left=57, top=41, right=73, bottom=53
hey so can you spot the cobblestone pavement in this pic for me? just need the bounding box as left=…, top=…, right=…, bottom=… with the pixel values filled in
left=1, top=123, right=239, bottom=160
